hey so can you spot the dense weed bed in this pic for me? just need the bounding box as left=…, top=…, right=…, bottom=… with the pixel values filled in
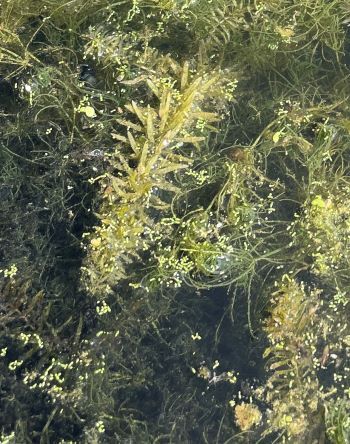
left=0, top=1, right=349, bottom=442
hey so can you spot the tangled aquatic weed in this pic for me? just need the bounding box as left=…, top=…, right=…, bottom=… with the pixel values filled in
left=1, top=0, right=350, bottom=442
left=82, top=56, right=235, bottom=295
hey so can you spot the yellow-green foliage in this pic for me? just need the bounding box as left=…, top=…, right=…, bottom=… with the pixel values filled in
left=2, top=0, right=350, bottom=441
left=234, top=402, right=262, bottom=432
left=292, top=180, right=350, bottom=286
left=82, top=56, right=231, bottom=295
left=325, top=398, right=350, bottom=444
left=182, top=0, right=347, bottom=74
left=263, top=276, right=322, bottom=439
left=180, top=210, right=233, bottom=277
left=146, top=207, right=237, bottom=289
left=306, top=192, right=350, bottom=277
left=263, top=274, right=348, bottom=442
left=244, top=0, right=346, bottom=61
left=139, top=153, right=285, bottom=291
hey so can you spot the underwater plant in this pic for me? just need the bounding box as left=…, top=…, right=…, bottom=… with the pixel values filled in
left=1, top=0, right=350, bottom=442
left=261, top=271, right=349, bottom=443
left=262, top=276, right=324, bottom=441
left=325, top=398, right=350, bottom=444
left=82, top=55, right=234, bottom=295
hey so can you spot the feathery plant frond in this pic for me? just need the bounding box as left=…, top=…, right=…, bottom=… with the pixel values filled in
left=263, top=276, right=323, bottom=440
left=82, top=56, right=232, bottom=295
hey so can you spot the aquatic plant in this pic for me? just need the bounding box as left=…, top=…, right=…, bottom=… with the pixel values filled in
left=1, top=0, right=350, bottom=441
left=234, top=402, right=262, bottom=432
left=262, top=276, right=323, bottom=440
left=325, top=398, right=350, bottom=444
left=261, top=271, right=349, bottom=442
left=82, top=56, right=233, bottom=295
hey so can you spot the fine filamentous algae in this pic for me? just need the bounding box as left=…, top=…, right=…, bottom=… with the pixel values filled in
left=0, top=1, right=349, bottom=442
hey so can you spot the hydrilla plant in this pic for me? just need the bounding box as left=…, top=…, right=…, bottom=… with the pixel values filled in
left=82, top=55, right=234, bottom=295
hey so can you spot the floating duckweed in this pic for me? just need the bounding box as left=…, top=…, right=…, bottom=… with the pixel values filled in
left=1, top=0, right=350, bottom=441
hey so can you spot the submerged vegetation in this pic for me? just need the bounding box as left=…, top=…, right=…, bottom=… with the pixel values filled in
left=0, top=0, right=350, bottom=442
